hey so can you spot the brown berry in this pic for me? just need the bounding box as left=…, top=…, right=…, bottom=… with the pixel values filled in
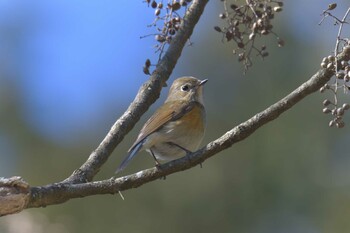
left=336, top=121, right=345, bottom=128
left=145, top=59, right=151, bottom=67
left=214, top=26, right=222, bottom=32
left=237, top=42, right=244, bottom=48
left=151, top=0, right=157, bottom=8
left=342, top=103, right=350, bottom=110
left=273, top=6, right=283, bottom=12
left=337, top=107, right=345, bottom=116
left=323, top=99, right=331, bottom=106
left=323, top=108, right=331, bottom=114
left=155, top=35, right=166, bottom=42
left=261, top=51, right=269, bottom=57
left=180, top=0, right=187, bottom=6
left=230, top=4, right=238, bottom=10
left=321, top=62, right=327, bottom=68
left=169, top=28, right=176, bottom=35
left=277, top=38, right=285, bottom=47
left=143, top=66, right=150, bottom=75
left=261, top=29, right=269, bottom=35
left=171, top=2, right=181, bottom=11
left=328, top=3, right=337, bottom=11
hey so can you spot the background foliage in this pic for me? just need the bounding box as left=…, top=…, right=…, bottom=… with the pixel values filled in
left=1, top=1, right=350, bottom=232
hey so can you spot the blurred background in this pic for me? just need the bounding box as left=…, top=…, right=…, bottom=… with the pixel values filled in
left=1, top=1, right=350, bottom=232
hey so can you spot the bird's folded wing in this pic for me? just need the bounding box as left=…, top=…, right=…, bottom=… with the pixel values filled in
left=128, top=100, right=196, bottom=152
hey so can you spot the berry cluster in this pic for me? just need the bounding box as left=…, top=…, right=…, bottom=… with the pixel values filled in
left=142, top=0, right=192, bottom=75
left=144, top=0, right=192, bottom=54
left=320, top=54, right=350, bottom=128
left=319, top=3, right=350, bottom=128
left=215, top=0, right=284, bottom=72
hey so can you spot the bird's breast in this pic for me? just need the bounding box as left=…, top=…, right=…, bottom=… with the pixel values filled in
left=142, top=103, right=206, bottom=161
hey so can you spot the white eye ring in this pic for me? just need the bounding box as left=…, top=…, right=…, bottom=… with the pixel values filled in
left=181, top=84, right=190, bottom=91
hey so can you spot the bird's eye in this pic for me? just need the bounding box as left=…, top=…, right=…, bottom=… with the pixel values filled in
left=181, top=84, right=190, bottom=91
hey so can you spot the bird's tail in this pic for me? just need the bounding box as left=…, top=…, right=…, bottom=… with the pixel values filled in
left=115, top=141, right=143, bottom=174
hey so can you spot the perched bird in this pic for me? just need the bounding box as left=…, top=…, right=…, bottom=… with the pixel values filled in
left=116, top=76, right=208, bottom=173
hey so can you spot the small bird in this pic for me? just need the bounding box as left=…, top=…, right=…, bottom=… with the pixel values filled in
left=116, top=76, right=208, bottom=173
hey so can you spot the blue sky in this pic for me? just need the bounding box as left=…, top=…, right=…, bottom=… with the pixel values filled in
left=0, top=1, right=163, bottom=144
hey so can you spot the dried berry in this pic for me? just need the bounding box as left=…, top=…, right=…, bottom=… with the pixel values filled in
left=171, top=2, right=181, bottom=11
left=151, top=0, right=157, bottom=8
left=277, top=38, right=285, bottom=47
left=155, top=9, right=161, bottom=16
left=323, top=108, right=331, bottom=114
left=321, top=62, right=327, bottom=68
left=261, top=29, right=269, bottom=35
left=336, top=72, right=345, bottom=79
left=219, top=13, right=226, bottom=19
left=261, top=51, right=269, bottom=57
left=169, top=28, right=176, bottom=35
left=143, top=66, right=150, bottom=75
left=145, top=59, right=151, bottom=67
left=273, top=6, right=283, bottom=12
left=155, top=35, right=166, bottom=43
left=238, top=53, right=245, bottom=62
left=180, top=0, right=187, bottom=6
left=342, top=103, right=350, bottom=110
left=328, top=3, right=337, bottom=11
left=323, top=99, right=331, bottom=106
left=328, top=55, right=335, bottom=62
left=230, top=4, right=238, bottom=10
left=214, top=26, right=222, bottom=32
left=226, top=31, right=233, bottom=41
left=336, top=121, right=345, bottom=128
left=326, top=63, right=334, bottom=69
left=337, top=107, right=345, bottom=116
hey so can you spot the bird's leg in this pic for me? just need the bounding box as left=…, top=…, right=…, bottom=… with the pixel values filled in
left=149, top=148, right=161, bottom=167
left=150, top=148, right=166, bottom=180
left=167, top=142, right=192, bottom=154
left=167, top=142, right=203, bottom=168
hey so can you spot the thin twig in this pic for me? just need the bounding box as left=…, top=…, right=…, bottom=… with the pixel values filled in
left=334, top=7, right=350, bottom=96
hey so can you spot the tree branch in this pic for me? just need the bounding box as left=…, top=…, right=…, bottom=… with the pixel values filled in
left=2, top=2, right=350, bottom=218
left=63, top=0, right=209, bottom=184
left=3, top=45, right=346, bottom=213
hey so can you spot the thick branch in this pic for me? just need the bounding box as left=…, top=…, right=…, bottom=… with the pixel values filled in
left=23, top=45, right=350, bottom=210
left=64, top=0, right=209, bottom=183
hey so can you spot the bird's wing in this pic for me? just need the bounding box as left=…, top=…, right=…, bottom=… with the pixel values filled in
left=129, top=100, right=195, bottom=151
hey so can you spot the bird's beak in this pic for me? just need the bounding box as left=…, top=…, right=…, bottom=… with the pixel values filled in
left=199, top=79, right=208, bottom=86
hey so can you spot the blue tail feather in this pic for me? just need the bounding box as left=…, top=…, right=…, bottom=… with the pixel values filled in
left=115, top=141, right=144, bottom=173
